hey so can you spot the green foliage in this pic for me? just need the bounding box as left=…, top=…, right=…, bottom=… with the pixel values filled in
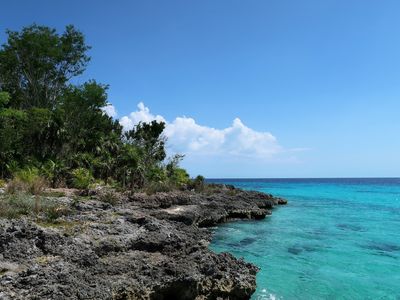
left=0, top=108, right=28, bottom=177
left=0, top=24, right=198, bottom=193
left=71, top=168, right=93, bottom=189
left=147, top=166, right=167, bottom=183
left=40, top=160, right=67, bottom=188
left=164, top=154, right=189, bottom=188
left=170, top=168, right=190, bottom=187
left=0, top=92, right=10, bottom=108
left=0, top=24, right=90, bottom=109
left=116, top=143, right=141, bottom=189
left=125, top=121, right=166, bottom=165
left=14, top=167, right=40, bottom=183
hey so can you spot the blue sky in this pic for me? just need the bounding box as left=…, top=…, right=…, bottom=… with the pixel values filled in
left=2, top=0, right=400, bottom=178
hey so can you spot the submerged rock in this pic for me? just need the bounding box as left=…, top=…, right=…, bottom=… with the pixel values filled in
left=0, top=187, right=286, bottom=299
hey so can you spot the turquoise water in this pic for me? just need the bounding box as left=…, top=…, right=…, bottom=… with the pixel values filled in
left=209, top=179, right=400, bottom=300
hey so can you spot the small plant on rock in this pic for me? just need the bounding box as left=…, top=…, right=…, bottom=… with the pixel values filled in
left=98, top=188, right=119, bottom=205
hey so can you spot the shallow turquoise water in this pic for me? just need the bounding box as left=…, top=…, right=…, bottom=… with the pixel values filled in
left=209, top=179, right=400, bottom=300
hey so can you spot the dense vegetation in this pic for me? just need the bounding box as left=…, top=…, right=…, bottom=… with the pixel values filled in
left=0, top=24, right=203, bottom=193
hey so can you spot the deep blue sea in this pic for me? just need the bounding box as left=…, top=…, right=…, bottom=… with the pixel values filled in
left=208, top=178, right=400, bottom=300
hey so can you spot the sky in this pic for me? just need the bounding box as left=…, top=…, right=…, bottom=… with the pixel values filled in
left=2, top=0, right=400, bottom=178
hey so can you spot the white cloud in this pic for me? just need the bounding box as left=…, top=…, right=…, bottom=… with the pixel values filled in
left=119, top=102, right=165, bottom=130
left=119, top=102, right=285, bottom=160
left=102, top=104, right=118, bottom=118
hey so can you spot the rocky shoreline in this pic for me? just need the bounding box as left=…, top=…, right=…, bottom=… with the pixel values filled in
left=0, top=185, right=287, bottom=299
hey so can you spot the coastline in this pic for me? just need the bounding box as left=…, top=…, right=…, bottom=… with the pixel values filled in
left=0, top=185, right=287, bottom=299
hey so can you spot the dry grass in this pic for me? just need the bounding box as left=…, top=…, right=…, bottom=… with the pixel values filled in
left=97, top=188, right=119, bottom=205
left=143, top=181, right=175, bottom=195
left=0, top=193, right=70, bottom=221
left=6, top=175, right=47, bottom=195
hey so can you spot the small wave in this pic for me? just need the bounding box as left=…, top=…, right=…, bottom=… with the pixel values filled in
left=255, top=289, right=282, bottom=300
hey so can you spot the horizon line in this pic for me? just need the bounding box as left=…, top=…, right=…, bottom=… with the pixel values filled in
left=206, top=177, right=400, bottom=180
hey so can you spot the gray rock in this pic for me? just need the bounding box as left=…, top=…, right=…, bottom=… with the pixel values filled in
left=0, top=186, right=286, bottom=299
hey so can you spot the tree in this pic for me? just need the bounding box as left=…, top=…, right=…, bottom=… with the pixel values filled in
left=124, top=121, right=166, bottom=166
left=0, top=107, right=27, bottom=177
left=116, top=144, right=142, bottom=188
left=0, top=24, right=90, bottom=109
left=0, top=23, right=195, bottom=191
left=60, top=81, right=122, bottom=158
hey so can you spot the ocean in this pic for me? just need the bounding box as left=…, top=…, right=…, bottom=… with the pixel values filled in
left=208, top=178, right=400, bottom=300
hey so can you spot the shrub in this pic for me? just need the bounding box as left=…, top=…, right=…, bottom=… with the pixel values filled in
left=71, top=168, right=93, bottom=189
left=97, top=188, right=119, bottom=205
left=29, top=177, right=47, bottom=195
left=40, top=160, right=68, bottom=188
left=0, top=193, right=35, bottom=218
left=7, top=167, right=47, bottom=195
left=146, top=166, right=167, bottom=183
left=189, top=175, right=205, bottom=191
left=0, top=179, right=6, bottom=188
left=0, top=193, right=70, bottom=220
left=170, top=168, right=190, bottom=187
left=43, top=203, right=70, bottom=221
left=14, top=167, right=39, bottom=183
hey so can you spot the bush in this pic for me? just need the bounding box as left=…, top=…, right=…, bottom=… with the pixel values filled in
left=0, top=179, right=6, bottom=188
left=7, top=167, right=47, bottom=195
left=146, top=166, right=167, bottom=183
left=14, top=167, right=39, bottom=183
left=0, top=193, right=35, bottom=218
left=40, top=160, right=67, bottom=188
left=97, top=188, right=119, bottom=205
left=71, top=168, right=93, bottom=189
left=0, top=193, right=70, bottom=220
left=170, top=168, right=190, bottom=187
left=188, top=175, right=205, bottom=191
left=43, top=203, right=70, bottom=221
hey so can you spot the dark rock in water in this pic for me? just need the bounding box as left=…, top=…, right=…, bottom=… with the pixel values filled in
left=227, top=237, right=258, bottom=248
left=336, top=223, right=364, bottom=232
left=0, top=186, right=287, bottom=300
left=363, top=241, right=400, bottom=253
left=288, top=243, right=318, bottom=255
left=302, top=244, right=318, bottom=252
left=288, top=245, right=303, bottom=255
left=239, top=237, right=257, bottom=246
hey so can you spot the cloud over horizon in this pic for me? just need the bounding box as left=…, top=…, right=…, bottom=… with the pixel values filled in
left=119, top=102, right=284, bottom=160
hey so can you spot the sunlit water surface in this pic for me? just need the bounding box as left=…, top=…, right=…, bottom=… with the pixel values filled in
left=209, top=178, right=400, bottom=299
